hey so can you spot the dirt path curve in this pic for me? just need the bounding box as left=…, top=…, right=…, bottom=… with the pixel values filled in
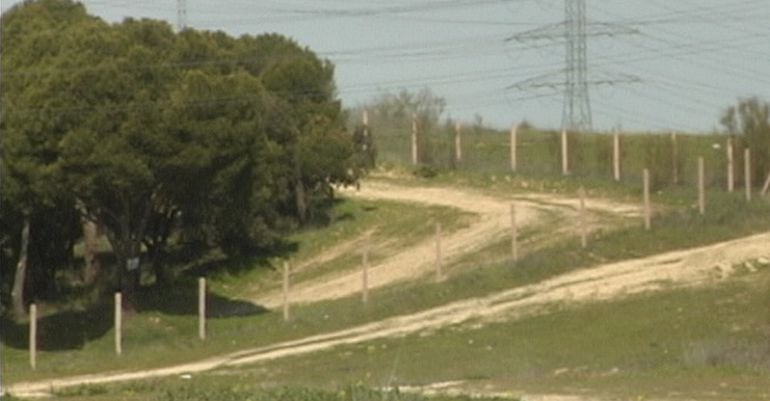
left=9, top=232, right=769, bottom=396
left=254, top=181, right=639, bottom=308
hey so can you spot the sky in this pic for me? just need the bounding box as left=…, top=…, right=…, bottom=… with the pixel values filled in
left=2, top=0, right=769, bottom=132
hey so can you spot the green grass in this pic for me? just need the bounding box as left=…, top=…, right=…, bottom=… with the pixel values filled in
left=46, top=382, right=519, bottom=401
left=218, top=269, right=770, bottom=400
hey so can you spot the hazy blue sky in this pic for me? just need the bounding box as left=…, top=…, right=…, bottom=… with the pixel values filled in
left=3, top=0, right=769, bottom=132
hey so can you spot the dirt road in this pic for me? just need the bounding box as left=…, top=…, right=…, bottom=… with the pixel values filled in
left=7, top=181, right=769, bottom=398
left=254, top=181, right=639, bottom=308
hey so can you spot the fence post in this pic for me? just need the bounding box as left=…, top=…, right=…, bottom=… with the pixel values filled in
left=362, top=248, right=369, bottom=305
left=561, top=129, right=569, bottom=176
left=411, top=114, right=419, bottom=166
left=29, top=304, right=37, bottom=370
left=579, top=187, right=587, bottom=248
left=612, top=132, right=621, bottom=182
left=454, top=121, right=462, bottom=164
left=727, top=137, right=734, bottom=192
left=198, top=277, right=206, bottom=340
left=435, top=223, right=443, bottom=280
left=510, top=124, right=518, bottom=172
left=745, top=148, right=752, bottom=202
left=643, top=169, right=651, bottom=230
left=114, top=293, right=122, bottom=356
left=671, top=132, right=679, bottom=185
left=283, top=261, right=291, bottom=322
left=698, top=157, right=705, bottom=215
left=510, top=203, right=518, bottom=263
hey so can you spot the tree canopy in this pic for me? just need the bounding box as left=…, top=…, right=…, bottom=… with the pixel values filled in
left=1, top=0, right=365, bottom=311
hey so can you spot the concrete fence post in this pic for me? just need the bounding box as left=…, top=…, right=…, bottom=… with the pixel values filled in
left=727, top=137, right=734, bottom=192
left=411, top=114, right=419, bottom=165
left=745, top=148, right=752, bottom=202
left=114, top=293, right=122, bottom=356
left=198, top=277, right=206, bottom=340
left=643, top=169, right=651, bottom=230
left=510, top=124, right=518, bottom=172
left=283, top=261, right=291, bottom=322
left=612, top=132, right=621, bottom=182
left=579, top=187, right=587, bottom=248
left=561, top=129, right=569, bottom=176
left=698, top=157, right=705, bottom=215
left=29, top=304, right=37, bottom=369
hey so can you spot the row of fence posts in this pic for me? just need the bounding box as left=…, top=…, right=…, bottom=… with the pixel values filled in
left=401, top=113, right=766, bottom=195
left=26, top=277, right=208, bottom=369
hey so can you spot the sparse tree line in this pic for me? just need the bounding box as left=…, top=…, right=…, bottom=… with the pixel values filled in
left=0, top=0, right=374, bottom=317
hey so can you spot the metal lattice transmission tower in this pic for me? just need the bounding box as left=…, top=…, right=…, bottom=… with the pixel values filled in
left=564, top=0, right=591, bottom=132
left=507, top=0, right=640, bottom=133
left=177, top=0, right=187, bottom=31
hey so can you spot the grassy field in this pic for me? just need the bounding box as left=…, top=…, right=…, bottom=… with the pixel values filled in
left=232, top=268, right=770, bottom=400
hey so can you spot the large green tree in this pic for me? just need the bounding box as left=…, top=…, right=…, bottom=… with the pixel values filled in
left=1, top=0, right=364, bottom=310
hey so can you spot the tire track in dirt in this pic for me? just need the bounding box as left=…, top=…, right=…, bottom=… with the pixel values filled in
left=253, top=181, right=638, bottom=308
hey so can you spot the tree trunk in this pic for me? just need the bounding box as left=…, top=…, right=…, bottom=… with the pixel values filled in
left=81, top=218, right=101, bottom=285
left=11, top=215, right=30, bottom=319
left=295, top=179, right=307, bottom=224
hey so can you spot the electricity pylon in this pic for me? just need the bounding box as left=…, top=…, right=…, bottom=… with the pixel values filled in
left=507, top=0, right=639, bottom=133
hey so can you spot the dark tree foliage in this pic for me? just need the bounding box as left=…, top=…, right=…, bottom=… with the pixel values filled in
left=0, top=0, right=364, bottom=310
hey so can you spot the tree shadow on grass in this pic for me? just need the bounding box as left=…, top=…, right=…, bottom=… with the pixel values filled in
left=0, top=303, right=113, bottom=352
left=137, top=278, right=268, bottom=318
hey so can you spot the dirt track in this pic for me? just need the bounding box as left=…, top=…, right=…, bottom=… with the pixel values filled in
left=7, top=182, right=769, bottom=398
left=254, top=181, right=639, bottom=308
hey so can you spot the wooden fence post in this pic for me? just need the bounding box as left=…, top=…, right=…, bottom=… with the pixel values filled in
left=612, top=132, right=621, bottom=182
left=283, top=261, right=291, bottom=322
left=643, top=169, right=651, bottom=230
left=727, top=137, right=734, bottom=192
left=510, top=203, right=518, bottom=263
left=411, top=114, right=419, bottom=165
left=698, top=157, right=705, bottom=215
left=671, top=132, right=679, bottom=185
left=579, top=187, right=587, bottom=248
left=510, top=124, right=518, bottom=172
left=435, top=223, right=443, bottom=280
left=745, top=148, right=752, bottom=202
left=561, top=129, right=569, bottom=176
left=454, top=121, right=462, bottom=164
left=362, top=248, right=369, bottom=305
left=29, top=304, right=37, bottom=369
left=114, top=293, right=122, bottom=356
left=198, top=277, right=206, bottom=340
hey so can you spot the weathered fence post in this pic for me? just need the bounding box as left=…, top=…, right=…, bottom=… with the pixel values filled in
left=454, top=121, right=462, bottom=164
left=579, top=187, right=587, bottom=248
left=671, top=132, right=679, bottom=185
left=282, top=261, right=291, bottom=322
left=698, top=157, right=705, bottom=215
left=745, top=148, right=752, bottom=202
left=727, top=137, right=734, bottom=192
left=198, top=277, right=206, bottom=340
left=435, top=223, right=443, bottom=280
left=561, top=129, right=569, bottom=176
left=643, top=169, right=651, bottom=230
left=510, top=124, right=518, bottom=172
left=613, top=132, right=621, bottom=182
left=510, top=203, right=518, bottom=263
left=29, top=304, right=37, bottom=369
left=411, top=114, right=419, bottom=166
left=361, top=248, right=369, bottom=305
left=114, top=293, right=122, bottom=356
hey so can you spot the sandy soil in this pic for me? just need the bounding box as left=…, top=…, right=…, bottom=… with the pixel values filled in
left=253, top=181, right=637, bottom=308
left=7, top=182, right=769, bottom=399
